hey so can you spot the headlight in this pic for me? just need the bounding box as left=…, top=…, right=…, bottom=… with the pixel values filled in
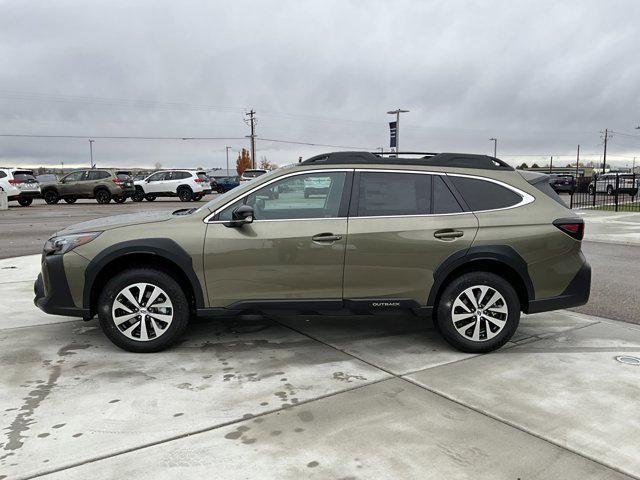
left=43, top=232, right=101, bottom=256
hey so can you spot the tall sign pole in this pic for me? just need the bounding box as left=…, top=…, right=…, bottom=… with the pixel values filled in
left=387, top=109, right=409, bottom=153
left=89, top=139, right=95, bottom=168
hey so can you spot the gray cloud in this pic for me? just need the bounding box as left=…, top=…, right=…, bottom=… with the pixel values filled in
left=1, top=0, right=639, bottom=169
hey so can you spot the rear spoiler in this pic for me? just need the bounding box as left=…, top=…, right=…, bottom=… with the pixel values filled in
left=517, top=170, right=566, bottom=206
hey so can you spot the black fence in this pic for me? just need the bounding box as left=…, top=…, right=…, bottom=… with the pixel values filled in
left=568, top=172, right=640, bottom=212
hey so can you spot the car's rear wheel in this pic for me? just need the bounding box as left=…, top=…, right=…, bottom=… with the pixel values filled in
left=192, top=194, right=203, bottom=201
left=178, top=187, right=193, bottom=202
left=435, top=272, right=520, bottom=353
left=64, top=197, right=77, bottom=204
left=97, top=268, right=190, bottom=352
left=95, top=190, right=112, bottom=204
left=131, top=189, right=145, bottom=202
left=43, top=190, right=60, bottom=204
left=145, top=195, right=156, bottom=202
left=113, top=196, right=127, bottom=203
left=17, top=197, right=33, bottom=207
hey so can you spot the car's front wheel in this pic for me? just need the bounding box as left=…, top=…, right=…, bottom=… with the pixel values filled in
left=145, top=195, right=156, bottom=202
left=113, top=196, right=127, bottom=203
left=435, top=272, right=520, bottom=353
left=64, top=197, right=77, bottom=204
left=98, top=268, right=190, bottom=352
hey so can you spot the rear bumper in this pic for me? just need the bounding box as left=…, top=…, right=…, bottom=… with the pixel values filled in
left=526, top=261, right=591, bottom=314
left=34, top=255, right=90, bottom=318
left=9, top=191, right=40, bottom=201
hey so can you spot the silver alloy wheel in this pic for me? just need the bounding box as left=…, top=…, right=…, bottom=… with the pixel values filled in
left=111, top=282, right=174, bottom=341
left=451, top=285, right=508, bottom=342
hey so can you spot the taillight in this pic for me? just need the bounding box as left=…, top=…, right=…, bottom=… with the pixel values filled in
left=553, top=218, right=584, bottom=241
left=112, top=178, right=122, bottom=184
left=8, top=179, right=20, bottom=184
left=194, top=178, right=202, bottom=183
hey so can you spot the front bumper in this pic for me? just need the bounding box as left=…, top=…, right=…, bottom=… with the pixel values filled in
left=526, top=261, right=591, bottom=314
left=34, top=254, right=90, bottom=318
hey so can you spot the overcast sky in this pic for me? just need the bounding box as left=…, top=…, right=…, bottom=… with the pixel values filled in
left=1, top=0, right=639, bottom=170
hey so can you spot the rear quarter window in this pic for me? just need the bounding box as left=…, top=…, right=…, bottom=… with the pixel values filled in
left=449, top=176, right=523, bottom=211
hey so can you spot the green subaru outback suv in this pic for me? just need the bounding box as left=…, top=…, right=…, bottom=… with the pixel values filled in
left=40, top=169, right=135, bottom=204
left=34, top=152, right=590, bottom=353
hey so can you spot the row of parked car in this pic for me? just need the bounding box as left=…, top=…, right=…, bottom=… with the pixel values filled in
left=548, top=172, right=640, bottom=195
left=0, top=167, right=269, bottom=206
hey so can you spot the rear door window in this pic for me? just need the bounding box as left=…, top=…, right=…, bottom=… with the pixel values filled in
left=172, top=171, right=190, bottom=180
left=433, top=176, right=463, bottom=214
left=86, top=170, right=110, bottom=181
left=449, top=176, right=523, bottom=211
left=356, top=172, right=430, bottom=217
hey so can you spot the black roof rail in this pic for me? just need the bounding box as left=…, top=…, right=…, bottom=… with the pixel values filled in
left=301, top=151, right=514, bottom=170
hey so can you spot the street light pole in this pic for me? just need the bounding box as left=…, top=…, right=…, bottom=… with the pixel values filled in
left=225, top=146, right=231, bottom=175
left=89, top=139, right=95, bottom=168
left=489, top=138, right=497, bottom=157
left=387, top=109, right=409, bottom=152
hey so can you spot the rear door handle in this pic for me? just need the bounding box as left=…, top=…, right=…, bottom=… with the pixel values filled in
left=312, top=233, right=343, bottom=243
left=434, top=229, right=464, bottom=240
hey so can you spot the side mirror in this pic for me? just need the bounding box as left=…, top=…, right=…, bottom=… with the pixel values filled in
left=226, top=205, right=254, bottom=227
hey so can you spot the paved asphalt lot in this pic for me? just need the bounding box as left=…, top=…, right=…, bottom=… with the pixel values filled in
left=1, top=255, right=639, bottom=479
left=1, top=198, right=640, bottom=479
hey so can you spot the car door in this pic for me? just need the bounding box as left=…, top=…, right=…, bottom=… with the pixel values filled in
left=145, top=171, right=168, bottom=194
left=203, top=170, right=352, bottom=308
left=84, top=170, right=108, bottom=196
left=59, top=170, right=86, bottom=196
left=343, top=170, right=478, bottom=306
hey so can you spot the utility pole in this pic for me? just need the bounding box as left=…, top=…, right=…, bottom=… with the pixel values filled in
left=549, top=156, right=553, bottom=174
left=89, top=139, right=95, bottom=168
left=602, top=128, right=611, bottom=174
left=575, top=144, right=580, bottom=179
left=245, top=110, right=256, bottom=169
left=225, top=146, right=231, bottom=176
left=387, top=108, right=409, bottom=152
left=489, top=138, right=497, bottom=157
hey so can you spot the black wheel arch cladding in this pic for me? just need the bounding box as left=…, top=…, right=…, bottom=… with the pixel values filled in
left=83, top=238, right=206, bottom=311
left=427, top=245, right=534, bottom=307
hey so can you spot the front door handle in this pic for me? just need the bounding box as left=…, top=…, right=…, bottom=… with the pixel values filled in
left=434, top=229, right=464, bottom=240
left=312, top=232, right=343, bottom=243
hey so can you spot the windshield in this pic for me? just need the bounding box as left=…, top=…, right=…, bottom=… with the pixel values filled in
left=196, top=168, right=281, bottom=213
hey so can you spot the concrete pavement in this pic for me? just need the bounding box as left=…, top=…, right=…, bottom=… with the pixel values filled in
left=1, top=255, right=639, bottom=479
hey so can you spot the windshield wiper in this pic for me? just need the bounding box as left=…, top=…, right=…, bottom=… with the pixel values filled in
left=172, top=208, right=197, bottom=216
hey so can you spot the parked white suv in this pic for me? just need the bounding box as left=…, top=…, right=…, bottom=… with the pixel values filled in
left=0, top=168, right=41, bottom=206
left=132, top=170, right=211, bottom=202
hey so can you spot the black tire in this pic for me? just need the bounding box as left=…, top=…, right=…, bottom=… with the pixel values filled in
left=113, top=196, right=127, bottom=204
left=95, top=189, right=112, bottom=204
left=192, top=194, right=203, bottom=201
left=18, top=197, right=33, bottom=207
left=435, top=271, right=520, bottom=353
left=64, top=197, right=77, bottom=204
left=132, top=189, right=145, bottom=202
left=43, top=190, right=60, bottom=205
left=97, top=268, right=190, bottom=353
left=145, top=195, right=156, bottom=202
left=606, top=185, right=614, bottom=196
left=178, top=187, right=193, bottom=202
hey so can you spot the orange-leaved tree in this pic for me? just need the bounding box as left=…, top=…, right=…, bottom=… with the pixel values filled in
left=236, top=148, right=252, bottom=175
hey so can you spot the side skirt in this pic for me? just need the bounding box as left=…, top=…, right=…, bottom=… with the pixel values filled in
left=197, top=298, right=433, bottom=319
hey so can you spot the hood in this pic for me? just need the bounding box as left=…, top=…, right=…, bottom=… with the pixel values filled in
left=57, top=210, right=175, bottom=235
